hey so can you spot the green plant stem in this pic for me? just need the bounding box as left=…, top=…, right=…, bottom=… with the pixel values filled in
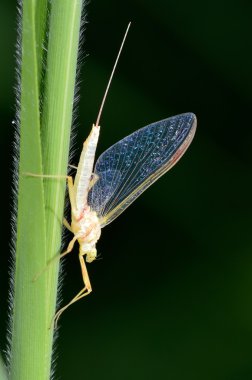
left=41, top=0, right=84, bottom=338
left=10, top=1, right=48, bottom=379
left=10, top=1, right=84, bottom=379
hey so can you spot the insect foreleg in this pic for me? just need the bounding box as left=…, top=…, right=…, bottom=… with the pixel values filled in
left=53, top=254, right=92, bottom=327
left=24, top=172, right=77, bottom=210
left=24, top=172, right=71, bottom=180
left=66, top=175, right=77, bottom=214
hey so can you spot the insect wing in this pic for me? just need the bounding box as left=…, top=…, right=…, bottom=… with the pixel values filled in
left=88, top=113, right=196, bottom=227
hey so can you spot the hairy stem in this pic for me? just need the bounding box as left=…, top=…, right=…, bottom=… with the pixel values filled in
left=9, top=1, right=84, bottom=379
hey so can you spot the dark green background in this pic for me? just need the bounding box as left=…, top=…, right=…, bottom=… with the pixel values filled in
left=1, top=1, right=252, bottom=379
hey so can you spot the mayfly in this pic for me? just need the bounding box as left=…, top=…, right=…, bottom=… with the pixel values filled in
left=35, top=23, right=197, bottom=325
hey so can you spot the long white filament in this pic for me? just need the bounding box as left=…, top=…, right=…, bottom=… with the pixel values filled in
left=95, top=22, right=131, bottom=127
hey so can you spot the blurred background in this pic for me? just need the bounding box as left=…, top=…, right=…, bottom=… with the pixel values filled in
left=1, top=0, right=252, bottom=379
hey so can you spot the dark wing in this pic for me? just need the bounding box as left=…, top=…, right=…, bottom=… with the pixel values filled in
left=88, top=113, right=196, bottom=227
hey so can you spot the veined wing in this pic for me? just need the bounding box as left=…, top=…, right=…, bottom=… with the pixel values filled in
left=88, top=113, right=196, bottom=227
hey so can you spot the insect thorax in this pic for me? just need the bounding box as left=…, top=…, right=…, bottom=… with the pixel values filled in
left=72, top=207, right=101, bottom=262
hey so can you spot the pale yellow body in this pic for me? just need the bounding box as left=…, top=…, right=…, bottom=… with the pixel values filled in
left=52, top=23, right=131, bottom=325
left=52, top=124, right=102, bottom=325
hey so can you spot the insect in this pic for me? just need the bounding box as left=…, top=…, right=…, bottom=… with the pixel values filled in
left=33, top=23, right=197, bottom=326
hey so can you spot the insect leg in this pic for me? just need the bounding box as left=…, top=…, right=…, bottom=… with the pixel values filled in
left=53, top=254, right=92, bottom=327
left=68, top=164, right=78, bottom=170
left=24, top=172, right=70, bottom=180
left=24, top=171, right=78, bottom=221
left=66, top=175, right=79, bottom=216
left=33, top=234, right=79, bottom=282
left=63, top=217, right=72, bottom=232
left=24, top=172, right=77, bottom=208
